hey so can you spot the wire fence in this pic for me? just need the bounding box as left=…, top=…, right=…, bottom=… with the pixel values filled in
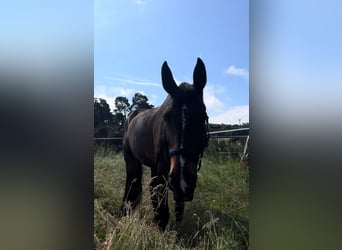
left=94, top=128, right=249, bottom=141
left=94, top=128, right=249, bottom=161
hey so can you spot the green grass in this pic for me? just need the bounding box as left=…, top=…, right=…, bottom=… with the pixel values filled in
left=94, top=144, right=249, bottom=249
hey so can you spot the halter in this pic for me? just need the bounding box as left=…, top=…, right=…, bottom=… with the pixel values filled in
left=168, top=116, right=210, bottom=172
left=169, top=148, right=198, bottom=159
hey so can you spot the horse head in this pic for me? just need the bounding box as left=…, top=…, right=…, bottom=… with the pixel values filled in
left=161, top=58, right=209, bottom=202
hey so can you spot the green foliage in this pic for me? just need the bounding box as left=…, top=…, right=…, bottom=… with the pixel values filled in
left=114, top=97, right=130, bottom=117
left=205, top=138, right=244, bottom=162
left=94, top=94, right=155, bottom=137
left=94, top=145, right=249, bottom=249
left=94, top=98, right=113, bottom=127
left=209, top=123, right=249, bottom=132
left=131, top=93, right=154, bottom=111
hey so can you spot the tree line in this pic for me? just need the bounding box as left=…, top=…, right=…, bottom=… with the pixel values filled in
left=94, top=93, right=154, bottom=138
left=94, top=92, right=249, bottom=139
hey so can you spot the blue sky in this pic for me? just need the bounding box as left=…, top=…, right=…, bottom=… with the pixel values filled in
left=95, top=0, right=249, bottom=124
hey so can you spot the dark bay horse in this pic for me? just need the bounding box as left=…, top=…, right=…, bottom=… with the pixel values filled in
left=121, top=58, right=209, bottom=230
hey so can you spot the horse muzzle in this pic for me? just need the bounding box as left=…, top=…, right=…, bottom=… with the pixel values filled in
left=168, top=177, right=195, bottom=202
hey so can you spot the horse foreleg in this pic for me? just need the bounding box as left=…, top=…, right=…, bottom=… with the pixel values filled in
left=150, top=174, right=169, bottom=231
left=149, top=174, right=159, bottom=214
left=121, top=152, right=142, bottom=216
left=175, top=201, right=184, bottom=222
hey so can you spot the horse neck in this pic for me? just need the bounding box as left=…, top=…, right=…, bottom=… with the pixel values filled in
left=155, top=95, right=173, bottom=117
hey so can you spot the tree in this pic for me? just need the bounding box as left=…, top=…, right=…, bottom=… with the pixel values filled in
left=114, top=96, right=130, bottom=117
left=130, top=93, right=154, bottom=111
left=113, top=112, right=125, bottom=128
left=113, top=96, right=130, bottom=129
left=94, top=98, right=113, bottom=127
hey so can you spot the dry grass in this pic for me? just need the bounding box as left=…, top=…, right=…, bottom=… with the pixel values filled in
left=94, top=145, right=249, bottom=249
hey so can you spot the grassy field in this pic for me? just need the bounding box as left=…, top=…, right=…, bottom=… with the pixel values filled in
left=94, top=141, right=249, bottom=249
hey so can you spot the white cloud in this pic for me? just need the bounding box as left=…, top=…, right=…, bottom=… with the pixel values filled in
left=204, top=85, right=225, bottom=112
left=94, top=93, right=117, bottom=112
left=95, top=74, right=160, bottom=111
left=225, top=65, right=249, bottom=79
left=204, top=94, right=225, bottom=111
left=111, top=87, right=134, bottom=96
left=95, top=85, right=134, bottom=111
left=209, top=105, right=249, bottom=125
left=96, top=84, right=134, bottom=97
left=105, top=76, right=161, bottom=87
left=150, top=94, right=158, bottom=105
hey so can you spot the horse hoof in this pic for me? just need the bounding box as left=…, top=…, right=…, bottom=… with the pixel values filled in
left=158, top=221, right=167, bottom=232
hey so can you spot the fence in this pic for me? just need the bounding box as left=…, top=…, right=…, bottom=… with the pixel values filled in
left=94, top=128, right=249, bottom=140
left=94, top=128, right=249, bottom=158
left=206, top=128, right=249, bottom=161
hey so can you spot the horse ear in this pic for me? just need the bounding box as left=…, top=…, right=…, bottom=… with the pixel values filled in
left=162, top=61, right=178, bottom=96
left=193, top=57, right=207, bottom=91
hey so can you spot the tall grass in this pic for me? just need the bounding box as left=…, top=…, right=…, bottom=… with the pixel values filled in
left=94, top=142, right=248, bottom=249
